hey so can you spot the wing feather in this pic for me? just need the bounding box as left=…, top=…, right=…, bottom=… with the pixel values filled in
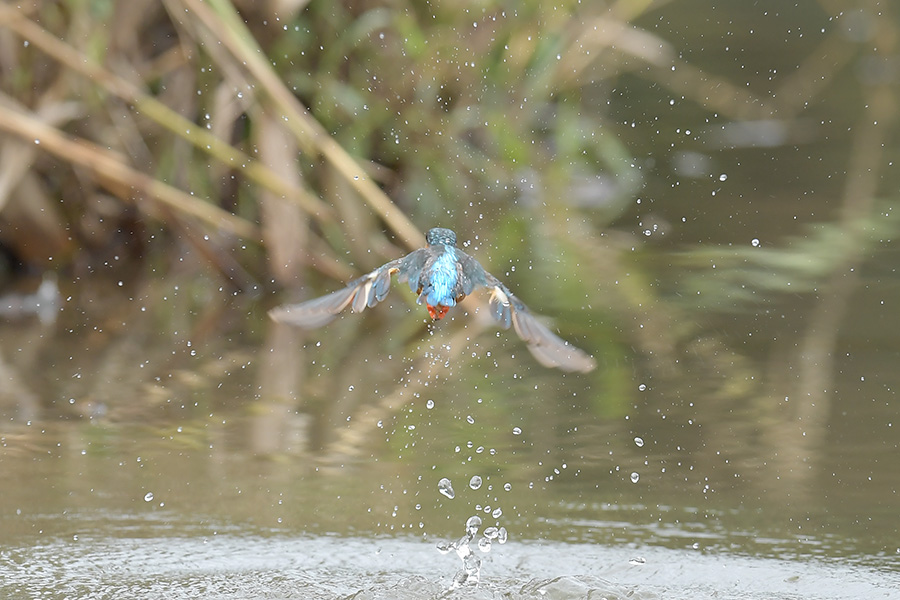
left=371, top=267, right=393, bottom=304
left=351, top=279, right=372, bottom=313
left=455, top=251, right=489, bottom=297
left=396, top=248, right=429, bottom=293
left=269, top=259, right=403, bottom=329
left=480, top=272, right=596, bottom=373
left=268, top=285, right=359, bottom=328
left=487, top=286, right=513, bottom=329
left=511, top=308, right=596, bottom=373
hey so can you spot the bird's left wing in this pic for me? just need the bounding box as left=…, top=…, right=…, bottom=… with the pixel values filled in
left=456, top=253, right=596, bottom=373
left=269, top=254, right=418, bottom=328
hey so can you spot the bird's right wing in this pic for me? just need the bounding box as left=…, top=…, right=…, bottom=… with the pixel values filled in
left=452, top=250, right=595, bottom=372
left=476, top=267, right=596, bottom=373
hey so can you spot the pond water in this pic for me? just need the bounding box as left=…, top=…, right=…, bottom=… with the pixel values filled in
left=0, top=261, right=898, bottom=599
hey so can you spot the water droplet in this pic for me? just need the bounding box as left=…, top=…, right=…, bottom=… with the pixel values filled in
left=638, top=384, right=647, bottom=391
left=466, top=415, right=475, bottom=424
left=512, top=426, right=522, bottom=435
left=465, top=515, right=482, bottom=536
left=634, top=437, right=644, bottom=447
left=492, top=507, right=503, bottom=518
left=497, top=527, right=508, bottom=544
left=630, top=472, right=640, bottom=483
left=438, top=478, right=455, bottom=499
left=718, top=173, right=727, bottom=182
left=629, top=556, right=647, bottom=565
left=426, top=399, right=435, bottom=409
left=751, top=238, right=760, bottom=247
left=469, top=475, right=482, bottom=490
left=483, top=526, right=499, bottom=539
left=503, top=483, right=512, bottom=491
left=478, top=537, right=492, bottom=552
left=143, top=492, right=154, bottom=502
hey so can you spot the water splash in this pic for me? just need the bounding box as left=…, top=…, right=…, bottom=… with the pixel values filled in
left=439, top=515, right=485, bottom=588
left=453, top=543, right=482, bottom=588
left=438, top=514, right=511, bottom=588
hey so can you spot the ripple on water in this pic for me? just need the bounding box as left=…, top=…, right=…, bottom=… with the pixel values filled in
left=0, top=532, right=896, bottom=600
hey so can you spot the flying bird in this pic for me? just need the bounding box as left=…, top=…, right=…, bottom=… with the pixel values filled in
left=269, top=228, right=595, bottom=373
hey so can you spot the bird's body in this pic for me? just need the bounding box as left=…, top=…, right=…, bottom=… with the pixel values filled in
left=269, top=228, right=595, bottom=372
left=421, top=244, right=459, bottom=319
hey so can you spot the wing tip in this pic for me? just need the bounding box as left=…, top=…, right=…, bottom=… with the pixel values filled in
left=268, top=303, right=340, bottom=328
left=267, top=305, right=288, bottom=322
left=508, top=306, right=595, bottom=372
left=526, top=342, right=597, bottom=373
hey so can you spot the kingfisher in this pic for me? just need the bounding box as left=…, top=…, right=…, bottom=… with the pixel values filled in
left=269, top=227, right=595, bottom=373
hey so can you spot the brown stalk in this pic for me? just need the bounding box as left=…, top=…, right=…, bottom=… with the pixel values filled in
left=179, top=0, right=425, bottom=250
left=0, top=100, right=259, bottom=239
left=0, top=5, right=333, bottom=222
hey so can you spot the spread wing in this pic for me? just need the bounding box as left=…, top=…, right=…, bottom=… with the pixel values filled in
left=456, top=252, right=596, bottom=373
left=269, top=250, right=428, bottom=328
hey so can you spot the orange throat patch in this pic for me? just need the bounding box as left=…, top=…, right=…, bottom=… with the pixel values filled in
left=427, top=304, right=450, bottom=320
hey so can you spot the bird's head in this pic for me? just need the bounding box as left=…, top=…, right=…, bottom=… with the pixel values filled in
left=425, top=227, right=457, bottom=247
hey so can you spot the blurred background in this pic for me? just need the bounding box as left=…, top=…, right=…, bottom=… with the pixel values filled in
left=0, top=1, right=898, bottom=598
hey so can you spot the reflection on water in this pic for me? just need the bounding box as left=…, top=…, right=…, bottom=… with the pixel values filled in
left=1, top=257, right=899, bottom=598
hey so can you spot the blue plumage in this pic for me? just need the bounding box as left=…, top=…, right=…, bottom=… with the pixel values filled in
left=422, top=247, right=458, bottom=308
